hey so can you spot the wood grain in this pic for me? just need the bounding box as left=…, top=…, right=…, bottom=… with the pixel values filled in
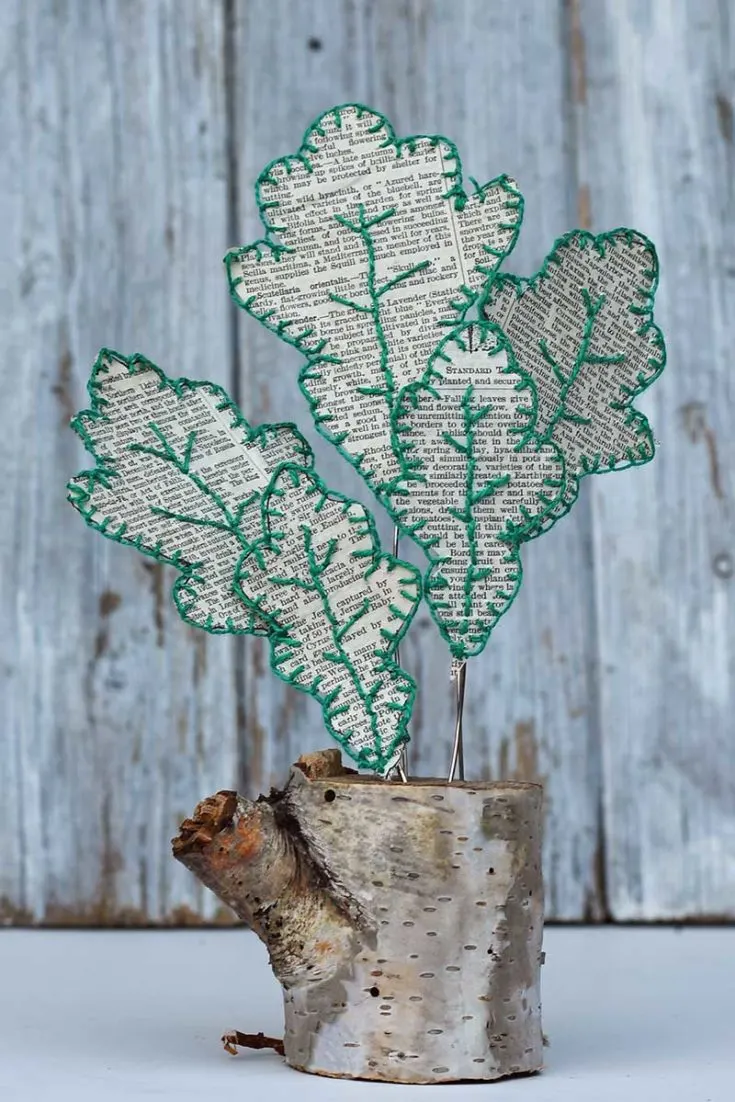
left=0, top=0, right=240, bottom=924
left=0, top=0, right=729, bottom=923
left=576, top=0, right=735, bottom=919
left=173, top=756, right=545, bottom=1082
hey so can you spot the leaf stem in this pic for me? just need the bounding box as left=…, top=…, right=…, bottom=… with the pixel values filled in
left=128, top=424, right=256, bottom=551
left=328, top=205, right=435, bottom=481
left=301, top=525, right=382, bottom=753
left=540, top=290, right=621, bottom=444
left=456, top=385, right=510, bottom=623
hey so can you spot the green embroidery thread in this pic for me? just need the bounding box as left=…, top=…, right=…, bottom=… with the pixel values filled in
left=328, top=202, right=431, bottom=464
left=225, top=102, right=523, bottom=493
left=68, top=100, right=669, bottom=776
left=234, top=462, right=420, bottom=773
left=69, top=349, right=420, bottom=773
left=483, top=228, right=666, bottom=540
left=390, top=321, right=566, bottom=657
left=225, top=103, right=666, bottom=666
left=68, top=349, right=314, bottom=636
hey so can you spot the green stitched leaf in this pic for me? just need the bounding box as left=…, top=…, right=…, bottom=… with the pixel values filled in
left=235, top=463, right=421, bottom=774
left=225, top=103, right=523, bottom=493
left=67, top=350, right=313, bottom=635
left=484, top=229, right=666, bottom=539
left=390, top=323, right=565, bottom=658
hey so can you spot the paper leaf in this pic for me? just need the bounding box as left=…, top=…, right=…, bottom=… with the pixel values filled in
left=68, top=350, right=312, bottom=635
left=484, top=229, right=666, bottom=537
left=391, top=323, right=565, bottom=658
left=236, top=464, right=421, bottom=774
left=225, top=102, right=523, bottom=492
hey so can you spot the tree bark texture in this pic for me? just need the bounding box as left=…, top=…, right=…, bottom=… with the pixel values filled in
left=173, top=750, right=545, bottom=1083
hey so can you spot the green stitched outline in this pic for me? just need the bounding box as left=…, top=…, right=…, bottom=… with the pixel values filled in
left=233, top=461, right=420, bottom=773
left=224, top=102, right=524, bottom=491
left=390, top=320, right=566, bottom=658
left=482, top=228, right=666, bottom=540
left=67, top=348, right=314, bottom=637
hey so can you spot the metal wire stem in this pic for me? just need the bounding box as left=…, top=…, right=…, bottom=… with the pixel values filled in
left=448, top=316, right=472, bottom=784
left=448, top=661, right=467, bottom=782
left=392, top=527, right=409, bottom=783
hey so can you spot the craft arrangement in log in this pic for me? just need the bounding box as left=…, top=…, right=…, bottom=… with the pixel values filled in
left=174, top=749, right=544, bottom=1083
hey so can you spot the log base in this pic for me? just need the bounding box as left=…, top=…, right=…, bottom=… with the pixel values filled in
left=174, top=750, right=545, bottom=1084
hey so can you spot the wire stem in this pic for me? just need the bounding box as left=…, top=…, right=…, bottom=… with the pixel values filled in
left=448, top=319, right=473, bottom=785
left=448, top=661, right=467, bottom=782
left=393, top=526, right=409, bottom=783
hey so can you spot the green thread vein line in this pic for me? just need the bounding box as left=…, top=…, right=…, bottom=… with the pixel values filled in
left=328, top=204, right=431, bottom=436
left=301, top=525, right=382, bottom=757
left=387, top=322, right=566, bottom=659
left=66, top=350, right=314, bottom=638
left=233, top=463, right=420, bottom=772
left=225, top=102, right=524, bottom=517
left=128, top=423, right=256, bottom=554
left=484, top=229, right=667, bottom=543
left=538, top=289, right=610, bottom=445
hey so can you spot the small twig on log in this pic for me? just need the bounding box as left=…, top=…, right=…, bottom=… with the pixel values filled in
left=294, top=748, right=352, bottom=780
left=222, top=1030, right=285, bottom=1057
left=173, top=790, right=238, bottom=856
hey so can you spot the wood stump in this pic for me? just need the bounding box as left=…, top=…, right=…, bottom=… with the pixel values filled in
left=173, top=750, right=545, bottom=1084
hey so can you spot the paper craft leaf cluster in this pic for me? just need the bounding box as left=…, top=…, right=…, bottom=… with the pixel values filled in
left=68, top=350, right=420, bottom=774
left=228, top=103, right=666, bottom=661
left=225, top=103, right=522, bottom=493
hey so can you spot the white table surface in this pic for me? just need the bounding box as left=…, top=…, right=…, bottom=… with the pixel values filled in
left=0, top=926, right=732, bottom=1101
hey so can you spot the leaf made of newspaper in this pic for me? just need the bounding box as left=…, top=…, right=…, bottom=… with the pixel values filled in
left=484, top=229, right=666, bottom=538
left=235, top=464, right=421, bottom=774
left=68, top=350, right=312, bottom=635
left=391, top=323, right=566, bottom=658
left=225, top=102, right=522, bottom=494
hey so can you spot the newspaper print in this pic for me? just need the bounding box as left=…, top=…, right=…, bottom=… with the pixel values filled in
left=236, top=464, right=421, bottom=774
left=226, top=103, right=522, bottom=492
left=68, top=350, right=312, bottom=634
left=68, top=351, right=420, bottom=772
left=393, top=324, right=565, bottom=657
left=484, top=230, right=666, bottom=537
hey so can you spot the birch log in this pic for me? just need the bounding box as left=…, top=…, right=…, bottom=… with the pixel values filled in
left=173, top=750, right=544, bottom=1084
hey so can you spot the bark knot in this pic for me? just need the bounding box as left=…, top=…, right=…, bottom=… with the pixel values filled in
left=172, top=790, right=238, bottom=856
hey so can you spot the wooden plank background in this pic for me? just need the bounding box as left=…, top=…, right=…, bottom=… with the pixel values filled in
left=0, top=0, right=732, bottom=924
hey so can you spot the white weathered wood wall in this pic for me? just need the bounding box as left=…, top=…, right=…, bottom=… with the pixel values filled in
left=0, top=0, right=732, bottom=924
